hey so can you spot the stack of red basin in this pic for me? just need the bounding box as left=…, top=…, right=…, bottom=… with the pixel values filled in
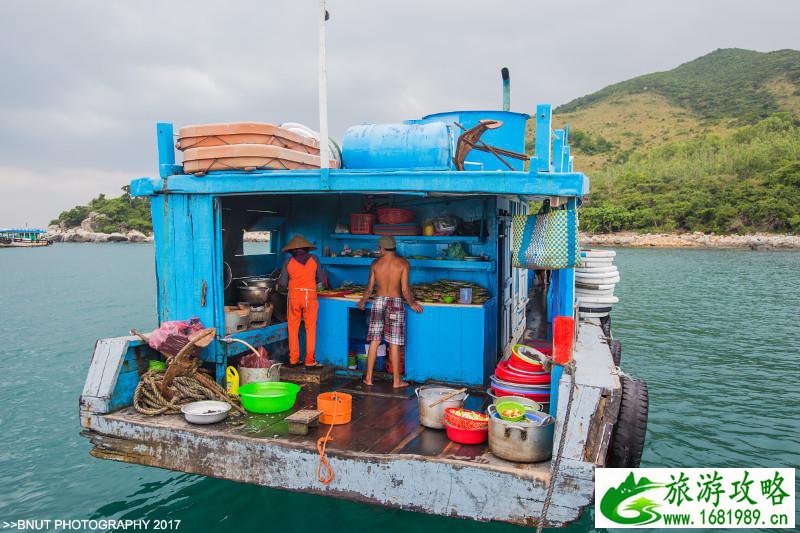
left=490, top=344, right=551, bottom=410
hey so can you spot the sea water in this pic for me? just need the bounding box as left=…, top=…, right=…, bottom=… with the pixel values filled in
left=0, top=244, right=798, bottom=532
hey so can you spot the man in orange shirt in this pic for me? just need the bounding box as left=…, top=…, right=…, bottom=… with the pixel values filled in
left=278, top=235, right=329, bottom=367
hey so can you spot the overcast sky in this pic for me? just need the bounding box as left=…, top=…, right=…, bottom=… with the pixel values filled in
left=1, top=0, right=798, bottom=228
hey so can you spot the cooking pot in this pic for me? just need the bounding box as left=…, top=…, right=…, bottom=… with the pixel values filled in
left=488, top=405, right=554, bottom=462
left=237, top=285, right=270, bottom=305
left=416, top=386, right=468, bottom=429
left=239, top=276, right=279, bottom=305
left=243, top=277, right=278, bottom=289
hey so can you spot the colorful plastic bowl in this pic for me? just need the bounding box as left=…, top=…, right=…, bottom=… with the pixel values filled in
left=444, top=407, right=489, bottom=430
left=238, top=381, right=300, bottom=413
left=444, top=420, right=488, bottom=445
left=496, top=401, right=527, bottom=422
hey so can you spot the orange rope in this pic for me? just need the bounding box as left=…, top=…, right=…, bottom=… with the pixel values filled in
left=316, top=395, right=338, bottom=485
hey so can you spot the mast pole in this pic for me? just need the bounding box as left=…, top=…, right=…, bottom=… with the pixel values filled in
left=318, top=0, right=330, bottom=169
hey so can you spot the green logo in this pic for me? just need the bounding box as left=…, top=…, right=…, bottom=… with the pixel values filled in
left=600, top=473, right=665, bottom=526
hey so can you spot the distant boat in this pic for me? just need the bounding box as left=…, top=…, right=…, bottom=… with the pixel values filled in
left=0, top=228, right=51, bottom=247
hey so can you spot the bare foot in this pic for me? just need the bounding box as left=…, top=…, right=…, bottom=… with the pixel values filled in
left=362, top=378, right=373, bottom=386
left=393, top=380, right=410, bottom=389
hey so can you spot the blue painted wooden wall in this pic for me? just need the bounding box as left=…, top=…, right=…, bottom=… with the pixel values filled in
left=150, top=193, right=225, bottom=364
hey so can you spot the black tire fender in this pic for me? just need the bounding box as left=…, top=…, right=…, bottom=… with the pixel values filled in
left=610, top=339, right=622, bottom=367
left=607, top=373, right=649, bottom=468
left=600, top=314, right=612, bottom=338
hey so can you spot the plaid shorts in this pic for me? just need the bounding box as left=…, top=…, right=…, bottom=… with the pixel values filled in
left=367, top=296, right=406, bottom=346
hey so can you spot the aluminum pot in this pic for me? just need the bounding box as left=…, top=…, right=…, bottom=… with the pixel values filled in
left=416, top=386, right=468, bottom=429
left=237, top=285, right=270, bottom=305
left=243, top=277, right=278, bottom=289
left=488, top=405, right=554, bottom=463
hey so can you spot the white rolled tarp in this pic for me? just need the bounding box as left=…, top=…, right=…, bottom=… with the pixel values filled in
left=580, top=249, right=616, bottom=258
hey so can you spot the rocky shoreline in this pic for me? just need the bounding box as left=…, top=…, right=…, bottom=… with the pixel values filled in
left=45, top=211, right=799, bottom=250
left=46, top=229, right=800, bottom=249
left=47, top=225, right=152, bottom=243
left=581, top=231, right=800, bottom=250
left=46, top=227, right=271, bottom=244
left=46, top=210, right=275, bottom=243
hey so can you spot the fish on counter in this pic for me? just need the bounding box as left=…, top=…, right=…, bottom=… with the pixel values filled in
left=323, top=279, right=488, bottom=304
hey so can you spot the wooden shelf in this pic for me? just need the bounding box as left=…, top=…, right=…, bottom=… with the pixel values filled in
left=329, top=233, right=481, bottom=244
left=319, top=256, right=494, bottom=271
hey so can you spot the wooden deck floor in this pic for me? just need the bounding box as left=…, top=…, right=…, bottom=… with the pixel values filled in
left=82, top=317, right=613, bottom=526
left=102, top=377, right=550, bottom=476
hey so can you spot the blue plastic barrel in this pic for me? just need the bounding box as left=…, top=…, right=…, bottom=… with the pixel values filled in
left=342, top=121, right=453, bottom=170
left=420, top=110, right=530, bottom=171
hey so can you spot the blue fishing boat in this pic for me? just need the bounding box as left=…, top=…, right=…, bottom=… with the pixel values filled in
left=0, top=228, right=50, bottom=247
left=79, top=91, right=649, bottom=527
left=78, top=10, right=649, bottom=524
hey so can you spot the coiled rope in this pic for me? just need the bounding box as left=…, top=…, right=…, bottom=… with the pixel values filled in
left=316, top=397, right=338, bottom=485
left=133, top=369, right=244, bottom=416
left=131, top=327, right=244, bottom=416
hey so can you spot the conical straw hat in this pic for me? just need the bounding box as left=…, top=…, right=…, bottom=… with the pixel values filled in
left=281, top=234, right=316, bottom=252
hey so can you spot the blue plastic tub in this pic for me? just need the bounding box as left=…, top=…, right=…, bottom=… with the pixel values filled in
left=342, top=121, right=453, bottom=170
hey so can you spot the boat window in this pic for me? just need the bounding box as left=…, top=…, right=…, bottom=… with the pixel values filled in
left=241, top=234, right=274, bottom=256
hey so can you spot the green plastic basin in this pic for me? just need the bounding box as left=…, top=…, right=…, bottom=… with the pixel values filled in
left=238, top=381, right=301, bottom=414
left=496, top=401, right=526, bottom=422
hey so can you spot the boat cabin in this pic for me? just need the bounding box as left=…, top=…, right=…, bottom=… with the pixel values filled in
left=80, top=105, right=622, bottom=527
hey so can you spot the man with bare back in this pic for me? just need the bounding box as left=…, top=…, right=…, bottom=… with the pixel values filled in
left=358, top=235, right=423, bottom=388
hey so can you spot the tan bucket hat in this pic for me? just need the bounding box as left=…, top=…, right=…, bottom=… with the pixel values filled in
left=282, top=234, right=316, bottom=252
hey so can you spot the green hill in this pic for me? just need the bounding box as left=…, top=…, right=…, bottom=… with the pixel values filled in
left=51, top=186, right=152, bottom=234
left=583, top=113, right=800, bottom=234
left=531, top=48, right=800, bottom=235
left=543, top=48, right=800, bottom=173
left=558, top=48, right=800, bottom=122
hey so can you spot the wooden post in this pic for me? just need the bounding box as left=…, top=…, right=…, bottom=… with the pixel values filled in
left=552, top=129, right=565, bottom=172
left=157, top=122, right=177, bottom=178
left=535, top=104, right=552, bottom=172
left=564, top=125, right=573, bottom=172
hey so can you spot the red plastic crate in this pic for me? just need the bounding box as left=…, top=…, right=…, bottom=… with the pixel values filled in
left=349, top=213, right=375, bottom=235
left=376, top=207, right=415, bottom=224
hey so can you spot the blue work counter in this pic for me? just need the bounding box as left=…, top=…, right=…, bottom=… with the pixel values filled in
left=315, top=297, right=497, bottom=386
